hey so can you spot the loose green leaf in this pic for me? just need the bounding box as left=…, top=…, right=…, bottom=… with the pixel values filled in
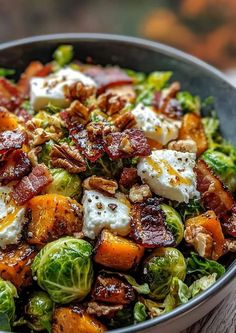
left=123, top=275, right=150, bottom=295
left=186, top=252, right=225, bottom=283
left=44, top=102, right=62, bottom=114
left=177, top=198, right=204, bottom=221
left=134, top=302, right=148, bottom=323
left=177, top=91, right=200, bottom=114
left=53, top=45, right=74, bottom=67
left=189, top=273, right=217, bottom=298
left=0, top=68, right=15, bottom=77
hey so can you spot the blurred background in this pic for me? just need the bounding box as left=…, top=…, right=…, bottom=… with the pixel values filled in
left=0, top=0, right=236, bottom=84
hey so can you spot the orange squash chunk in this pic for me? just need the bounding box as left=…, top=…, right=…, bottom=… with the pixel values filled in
left=94, top=229, right=144, bottom=271
left=0, top=107, right=18, bottom=131
left=179, top=112, right=208, bottom=156
left=27, top=194, right=83, bottom=245
left=186, top=210, right=225, bottom=259
left=52, top=306, right=107, bottom=333
left=0, top=243, right=37, bottom=289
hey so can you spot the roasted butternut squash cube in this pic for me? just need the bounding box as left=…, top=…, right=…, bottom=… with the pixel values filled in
left=52, top=306, right=107, bottom=333
left=27, top=194, right=83, bottom=245
left=179, top=112, right=208, bottom=156
left=0, top=242, right=37, bottom=289
left=94, top=229, right=144, bottom=271
left=0, top=107, right=18, bottom=131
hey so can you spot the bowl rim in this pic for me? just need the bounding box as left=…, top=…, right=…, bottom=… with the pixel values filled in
left=0, top=33, right=235, bottom=333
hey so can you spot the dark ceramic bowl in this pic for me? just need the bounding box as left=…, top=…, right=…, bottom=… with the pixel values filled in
left=0, top=33, right=236, bottom=333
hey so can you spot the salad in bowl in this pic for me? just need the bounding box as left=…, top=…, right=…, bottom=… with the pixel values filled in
left=0, top=44, right=235, bottom=332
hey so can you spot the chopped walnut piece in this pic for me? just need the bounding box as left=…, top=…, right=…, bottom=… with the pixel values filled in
left=223, top=238, right=236, bottom=254
left=64, top=100, right=90, bottom=126
left=114, top=111, right=136, bottom=131
left=119, top=134, right=134, bottom=154
left=50, top=143, right=86, bottom=173
left=97, top=92, right=126, bottom=115
left=168, top=139, right=197, bottom=153
left=107, top=84, right=136, bottom=102
left=184, top=225, right=215, bottom=259
left=83, top=175, right=118, bottom=195
left=86, top=302, right=123, bottom=318
left=86, top=121, right=116, bottom=140
left=65, top=81, right=96, bottom=102
left=129, top=184, right=152, bottom=203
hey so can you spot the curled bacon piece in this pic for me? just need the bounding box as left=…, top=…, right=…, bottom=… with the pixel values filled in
left=17, top=61, right=52, bottom=95
left=84, top=66, right=132, bottom=94
left=0, top=150, right=31, bottom=185
left=0, top=130, right=27, bottom=154
left=105, top=128, right=151, bottom=160
left=130, top=197, right=175, bottom=248
left=70, top=124, right=104, bottom=162
left=12, top=164, right=52, bottom=205
left=196, top=160, right=236, bottom=236
left=0, top=78, right=22, bottom=112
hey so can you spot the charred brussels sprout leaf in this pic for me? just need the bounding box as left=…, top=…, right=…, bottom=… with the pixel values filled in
left=0, top=278, right=17, bottom=330
left=45, top=168, right=82, bottom=198
left=24, top=291, right=54, bottom=332
left=142, top=247, right=186, bottom=300
left=186, top=252, right=225, bottom=284
left=122, top=275, right=150, bottom=295
left=32, top=237, right=94, bottom=304
left=160, top=204, right=184, bottom=245
left=133, top=302, right=148, bottom=323
left=108, top=307, right=134, bottom=328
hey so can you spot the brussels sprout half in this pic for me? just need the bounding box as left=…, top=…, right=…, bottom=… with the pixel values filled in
left=160, top=204, right=184, bottom=245
left=0, top=278, right=17, bottom=330
left=32, top=237, right=94, bottom=304
left=45, top=168, right=82, bottom=198
left=142, top=247, right=186, bottom=300
left=24, top=291, right=53, bottom=332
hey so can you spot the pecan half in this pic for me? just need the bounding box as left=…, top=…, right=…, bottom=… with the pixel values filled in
left=129, top=184, right=152, bottom=203
left=62, top=100, right=90, bottom=126
left=97, top=92, right=126, bottom=115
left=50, top=143, right=86, bottom=173
left=86, top=302, right=123, bottom=318
left=65, top=81, right=96, bottom=102
left=113, top=111, right=136, bottom=131
left=83, top=175, right=118, bottom=195
left=168, top=139, right=197, bottom=153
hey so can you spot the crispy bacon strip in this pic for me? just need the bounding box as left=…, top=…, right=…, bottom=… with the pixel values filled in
left=0, top=78, right=22, bottom=111
left=84, top=66, right=132, bottom=94
left=105, top=128, right=151, bottom=160
left=12, top=164, right=52, bottom=205
left=0, top=150, right=31, bottom=185
left=70, top=124, right=104, bottom=162
left=0, top=130, right=27, bottom=154
left=17, top=61, right=52, bottom=95
left=196, top=160, right=236, bottom=236
left=131, top=197, right=175, bottom=248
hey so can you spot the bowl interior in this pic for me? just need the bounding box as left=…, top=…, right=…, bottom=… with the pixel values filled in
left=0, top=34, right=236, bottom=333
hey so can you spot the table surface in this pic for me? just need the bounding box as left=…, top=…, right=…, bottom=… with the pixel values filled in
left=182, top=291, right=236, bottom=333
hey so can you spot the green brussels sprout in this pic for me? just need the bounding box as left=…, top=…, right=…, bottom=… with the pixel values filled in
left=39, top=140, right=55, bottom=167
left=45, top=168, right=82, bottom=198
left=142, top=247, right=186, bottom=300
left=24, top=291, right=53, bottom=332
left=0, top=278, right=17, bottom=330
left=32, top=237, right=94, bottom=304
left=160, top=204, right=184, bottom=245
left=0, top=67, right=15, bottom=77
left=202, top=148, right=236, bottom=192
